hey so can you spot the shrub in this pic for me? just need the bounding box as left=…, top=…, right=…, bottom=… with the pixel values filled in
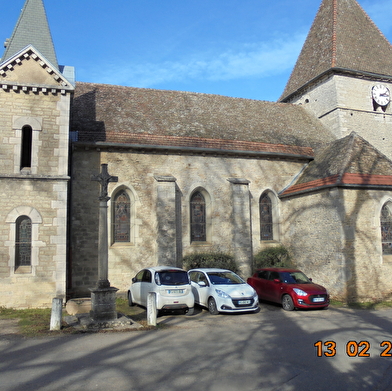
left=182, top=252, right=238, bottom=273
left=253, top=246, right=293, bottom=271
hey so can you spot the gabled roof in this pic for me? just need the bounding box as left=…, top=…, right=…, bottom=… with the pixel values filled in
left=280, top=132, right=392, bottom=197
left=0, top=45, right=74, bottom=92
left=71, top=82, right=336, bottom=156
left=1, top=0, right=58, bottom=69
left=280, top=0, right=392, bottom=102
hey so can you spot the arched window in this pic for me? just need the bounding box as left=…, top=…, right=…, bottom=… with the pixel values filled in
left=15, top=216, right=32, bottom=269
left=20, top=125, right=33, bottom=169
left=113, top=190, right=131, bottom=243
left=260, top=193, right=273, bottom=240
left=381, top=203, right=392, bottom=254
left=190, top=191, right=206, bottom=242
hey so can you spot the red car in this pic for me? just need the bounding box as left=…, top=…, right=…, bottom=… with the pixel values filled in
left=247, top=268, right=329, bottom=311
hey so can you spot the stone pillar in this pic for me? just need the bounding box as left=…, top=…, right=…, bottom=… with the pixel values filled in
left=50, top=297, right=63, bottom=331
left=90, top=286, right=118, bottom=322
left=227, top=178, right=252, bottom=277
left=154, top=175, right=177, bottom=266
left=147, top=292, right=157, bottom=326
left=90, top=164, right=119, bottom=322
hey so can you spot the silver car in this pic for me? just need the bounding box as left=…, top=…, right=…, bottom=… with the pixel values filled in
left=189, top=268, right=259, bottom=315
left=128, top=266, right=195, bottom=314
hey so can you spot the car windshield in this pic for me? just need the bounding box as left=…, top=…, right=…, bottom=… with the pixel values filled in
left=207, top=271, right=245, bottom=285
left=155, top=271, right=189, bottom=286
left=280, top=271, right=311, bottom=284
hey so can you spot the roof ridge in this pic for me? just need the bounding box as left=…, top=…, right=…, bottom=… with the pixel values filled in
left=331, top=0, right=337, bottom=68
left=75, top=81, right=274, bottom=104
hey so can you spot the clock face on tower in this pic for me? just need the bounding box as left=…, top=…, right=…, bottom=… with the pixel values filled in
left=372, top=84, right=390, bottom=106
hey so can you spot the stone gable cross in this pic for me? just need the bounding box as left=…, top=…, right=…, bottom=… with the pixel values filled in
left=91, top=164, right=118, bottom=201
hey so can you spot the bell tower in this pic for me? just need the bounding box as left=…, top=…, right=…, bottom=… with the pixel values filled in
left=0, top=0, right=74, bottom=308
left=280, top=0, right=392, bottom=159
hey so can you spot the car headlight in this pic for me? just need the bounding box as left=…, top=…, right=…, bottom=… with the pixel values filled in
left=215, top=289, right=230, bottom=299
left=293, top=288, right=308, bottom=297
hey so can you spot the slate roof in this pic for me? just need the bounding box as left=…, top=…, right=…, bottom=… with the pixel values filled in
left=280, top=132, right=392, bottom=196
left=280, top=0, right=392, bottom=101
left=71, top=82, right=335, bottom=156
left=1, top=0, right=58, bottom=69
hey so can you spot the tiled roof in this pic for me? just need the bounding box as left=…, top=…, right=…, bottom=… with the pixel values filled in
left=1, top=0, right=58, bottom=68
left=280, top=0, right=392, bottom=101
left=71, top=82, right=336, bottom=154
left=280, top=132, right=392, bottom=196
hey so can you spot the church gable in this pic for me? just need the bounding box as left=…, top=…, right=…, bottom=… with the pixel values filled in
left=0, top=46, right=73, bottom=92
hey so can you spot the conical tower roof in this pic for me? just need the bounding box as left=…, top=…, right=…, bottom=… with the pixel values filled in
left=280, top=0, right=392, bottom=102
left=1, top=0, right=58, bottom=68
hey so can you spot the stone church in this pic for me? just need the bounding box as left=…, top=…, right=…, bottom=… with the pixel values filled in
left=1, top=0, right=392, bottom=308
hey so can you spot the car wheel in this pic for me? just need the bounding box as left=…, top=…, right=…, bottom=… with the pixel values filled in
left=208, top=297, right=219, bottom=315
left=186, top=307, right=194, bottom=316
left=128, top=291, right=135, bottom=307
left=282, top=294, right=295, bottom=311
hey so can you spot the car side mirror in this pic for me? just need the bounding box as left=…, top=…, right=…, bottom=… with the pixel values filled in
left=198, top=281, right=207, bottom=287
left=132, top=277, right=136, bottom=283
left=309, top=278, right=313, bottom=282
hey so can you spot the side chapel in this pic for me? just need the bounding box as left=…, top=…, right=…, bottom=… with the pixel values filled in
left=1, top=0, right=392, bottom=308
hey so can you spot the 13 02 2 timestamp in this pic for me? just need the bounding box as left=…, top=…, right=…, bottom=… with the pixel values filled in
left=314, top=340, right=392, bottom=357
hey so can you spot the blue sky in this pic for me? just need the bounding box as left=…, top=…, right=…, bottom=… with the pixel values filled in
left=1, top=0, right=392, bottom=102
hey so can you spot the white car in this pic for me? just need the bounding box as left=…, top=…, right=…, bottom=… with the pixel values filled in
left=128, top=266, right=195, bottom=314
left=188, top=268, right=259, bottom=315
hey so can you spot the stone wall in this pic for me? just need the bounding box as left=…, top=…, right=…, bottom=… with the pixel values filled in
left=69, top=146, right=307, bottom=296
left=0, top=87, right=70, bottom=308
left=281, top=187, right=392, bottom=302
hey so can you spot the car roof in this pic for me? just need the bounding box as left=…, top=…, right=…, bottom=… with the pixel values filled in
left=188, top=268, right=232, bottom=273
left=147, top=266, right=186, bottom=272
left=256, top=267, right=301, bottom=273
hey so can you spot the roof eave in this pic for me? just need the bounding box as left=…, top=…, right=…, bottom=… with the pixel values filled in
left=280, top=183, right=392, bottom=199
left=72, top=141, right=315, bottom=161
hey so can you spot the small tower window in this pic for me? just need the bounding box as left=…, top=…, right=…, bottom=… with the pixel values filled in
left=20, top=125, right=32, bottom=169
left=381, top=204, right=392, bottom=254
left=190, top=191, right=206, bottom=242
left=113, top=190, right=131, bottom=243
left=15, top=216, right=32, bottom=269
left=260, top=193, right=273, bottom=241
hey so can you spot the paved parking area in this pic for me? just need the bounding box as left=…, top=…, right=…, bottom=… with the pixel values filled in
left=1, top=304, right=392, bottom=391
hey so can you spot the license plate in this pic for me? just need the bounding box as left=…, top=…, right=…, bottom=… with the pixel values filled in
left=313, top=297, right=325, bottom=303
left=238, top=300, right=251, bottom=305
left=167, top=289, right=184, bottom=294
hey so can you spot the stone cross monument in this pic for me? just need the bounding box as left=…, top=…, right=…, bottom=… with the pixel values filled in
left=90, top=163, right=119, bottom=322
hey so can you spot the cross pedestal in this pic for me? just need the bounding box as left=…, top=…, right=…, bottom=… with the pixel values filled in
left=90, top=164, right=119, bottom=322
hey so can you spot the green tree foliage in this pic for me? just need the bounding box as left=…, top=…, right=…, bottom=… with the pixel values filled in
left=253, top=246, right=294, bottom=271
left=182, top=252, right=238, bottom=273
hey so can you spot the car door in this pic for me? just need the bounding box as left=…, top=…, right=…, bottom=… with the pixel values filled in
left=190, top=271, right=209, bottom=306
left=131, top=270, right=145, bottom=304
left=252, top=270, right=270, bottom=300
left=140, top=269, right=153, bottom=306
left=267, top=271, right=282, bottom=303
